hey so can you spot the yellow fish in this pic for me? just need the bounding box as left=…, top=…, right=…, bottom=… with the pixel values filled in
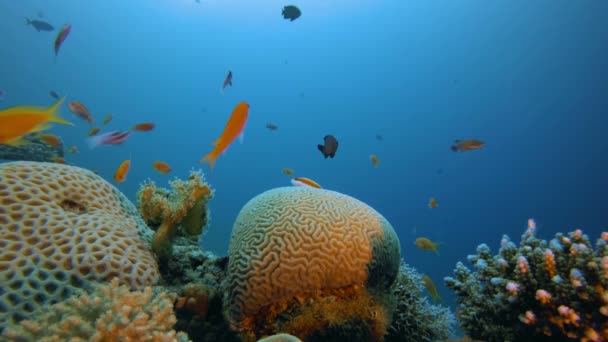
left=422, top=275, right=442, bottom=302
left=415, top=237, right=441, bottom=255
left=0, top=97, right=72, bottom=146
left=428, top=197, right=438, bottom=209
left=370, top=154, right=379, bottom=168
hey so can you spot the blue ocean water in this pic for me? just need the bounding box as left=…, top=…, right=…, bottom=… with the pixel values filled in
left=1, top=0, right=607, bottom=319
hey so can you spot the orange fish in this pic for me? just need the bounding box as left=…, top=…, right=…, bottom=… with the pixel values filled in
left=291, top=177, right=321, bottom=189
left=87, top=127, right=100, bottom=136
left=428, top=197, right=438, bottom=209
left=50, top=156, right=65, bottom=164
left=199, top=102, right=249, bottom=170
left=153, top=161, right=171, bottom=174
left=37, top=133, right=62, bottom=147
left=370, top=154, right=379, bottom=168
left=68, top=101, right=93, bottom=123
left=422, top=275, right=442, bottom=302
left=114, top=158, right=131, bottom=183
left=451, top=139, right=484, bottom=152
left=415, top=237, right=441, bottom=255
left=131, top=122, right=155, bottom=132
left=0, top=97, right=72, bottom=146
left=283, top=167, right=294, bottom=176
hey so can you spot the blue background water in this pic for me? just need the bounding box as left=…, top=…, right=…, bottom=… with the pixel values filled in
left=1, top=0, right=607, bottom=318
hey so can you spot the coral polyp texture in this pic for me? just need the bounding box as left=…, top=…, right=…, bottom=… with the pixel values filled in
left=1, top=278, right=190, bottom=341
left=0, top=161, right=159, bottom=329
left=385, top=261, right=455, bottom=342
left=445, top=224, right=608, bottom=342
left=225, top=187, right=401, bottom=340
left=137, top=170, right=213, bottom=260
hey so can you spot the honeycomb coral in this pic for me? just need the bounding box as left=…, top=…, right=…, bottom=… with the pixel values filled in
left=0, top=161, right=160, bottom=329
left=225, top=187, right=401, bottom=332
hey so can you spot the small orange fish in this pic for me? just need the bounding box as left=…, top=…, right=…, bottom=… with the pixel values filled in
left=37, top=133, right=62, bottom=147
left=199, top=102, right=249, bottom=170
left=87, top=127, right=100, bottom=136
left=422, top=275, right=442, bottom=302
left=0, top=97, right=72, bottom=146
left=68, top=101, right=94, bottom=123
left=131, top=123, right=155, bottom=132
left=283, top=167, right=294, bottom=176
left=428, top=197, right=438, bottom=209
left=102, top=114, right=112, bottom=126
left=415, top=237, right=441, bottom=255
left=451, top=139, right=484, bottom=152
left=50, top=156, right=65, bottom=164
left=370, top=154, right=379, bottom=168
left=291, top=177, right=321, bottom=189
left=153, top=161, right=171, bottom=174
left=114, top=158, right=131, bottom=183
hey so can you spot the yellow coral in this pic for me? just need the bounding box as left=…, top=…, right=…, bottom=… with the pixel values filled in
left=137, top=170, right=213, bottom=260
left=1, top=278, right=190, bottom=341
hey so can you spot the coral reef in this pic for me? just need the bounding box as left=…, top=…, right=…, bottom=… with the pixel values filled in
left=385, top=261, right=456, bottom=342
left=0, top=133, right=64, bottom=162
left=224, top=186, right=401, bottom=340
left=0, top=161, right=159, bottom=330
left=1, top=278, right=190, bottom=341
left=257, top=334, right=302, bottom=342
left=445, top=223, right=608, bottom=342
left=137, top=170, right=213, bottom=261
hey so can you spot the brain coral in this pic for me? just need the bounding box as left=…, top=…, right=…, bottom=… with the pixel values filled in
left=225, top=186, right=401, bottom=329
left=0, top=161, right=159, bottom=329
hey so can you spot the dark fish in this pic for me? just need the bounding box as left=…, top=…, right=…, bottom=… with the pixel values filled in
left=222, top=71, right=232, bottom=92
left=49, top=90, right=60, bottom=99
left=54, top=24, right=71, bottom=58
left=317, top=134, right=338, bottom=158
left=25, top=18, right=54, bottom=31
left=282, top=5, right=301, bottom=21
left=376, top=134, right=383, bottom=141
left=266, top=122, right=278, bottom=131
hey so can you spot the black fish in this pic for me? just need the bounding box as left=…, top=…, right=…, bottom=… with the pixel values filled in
left=317, top=135, right=338, bottom=158
left=25, top=18, right=54, bottom=31
left=375, top=134, right=383, bottom=141
left=49, top=90, right=59, bottom=99
left=266, top=122, right=278, bottom=131
left=282, top=5, right=301, bottom=21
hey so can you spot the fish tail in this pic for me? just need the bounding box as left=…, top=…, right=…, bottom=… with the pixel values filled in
left=46, top=97, right=73, bottom=126
left=450, top=145, right=458, bottom=152
left=25, top=17, right=31, bottom=25
left=199, top=151, right=218, bottom=170
left=86, top=136, right=101, bottom=150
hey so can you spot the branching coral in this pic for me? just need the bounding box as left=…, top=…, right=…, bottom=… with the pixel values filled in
left=1, top=278, right=190, bottom=341
left=385, top=261, right=456, bottom=342
left=137, top=170, right=213, bottom=260
left=445, top=222, right=608, bottom=342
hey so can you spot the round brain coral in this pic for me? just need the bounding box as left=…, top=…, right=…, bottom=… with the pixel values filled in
left=225, top=186, right=401, bottom=329
left=0, top=161, right=160, bottom=328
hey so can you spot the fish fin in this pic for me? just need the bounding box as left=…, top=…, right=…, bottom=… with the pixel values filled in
left=238, top=131, right=244, bottom=143
left=199, top=151, right=217, bottom=170
left=25, top=17, right=31, bottom=25
left=86, top=136, right=102, bottom=150
left=317, top=144, right=324, bottom=153
left=46, top=97, right=72, bottom=126
left=5, top=137, right=30, bottom=146
left=228, top=80, right=232, bottom=87
left=31, top=123, right=51, bottom=133
left=450, top=145, right=458, bottom=152
left=329, top=153, right=335, bottom=158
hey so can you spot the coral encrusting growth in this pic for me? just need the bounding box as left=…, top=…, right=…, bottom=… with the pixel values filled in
left=385, top=261, right=456, bottom=342
left=0, top=161, right=159, bottom=330
left=445, top=224, right=608, bottom=342
left=137, top=170, right=213, bottom=261
left=1, top=278, right=190, bottom=341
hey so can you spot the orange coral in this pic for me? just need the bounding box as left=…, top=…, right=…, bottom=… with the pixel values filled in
left=544, top=249, right=557, bottom=278
left=1, top=278, right=190, bottom=341
left=137, top=170, right=213, bottom=260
